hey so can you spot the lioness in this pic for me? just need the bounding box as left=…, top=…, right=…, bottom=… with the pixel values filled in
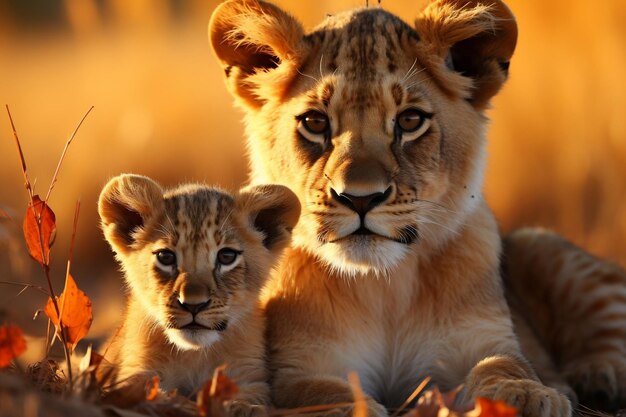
left=209, top=0, right=626, bottom=415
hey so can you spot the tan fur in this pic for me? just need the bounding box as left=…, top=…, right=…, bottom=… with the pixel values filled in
left=210, top=0, right=625, bottom=415
left=98, top=174, right=300, bottom=416
left=504, top=228, right=626, bottom=410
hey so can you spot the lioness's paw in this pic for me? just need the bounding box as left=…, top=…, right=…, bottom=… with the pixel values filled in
left=564, top=354, right=626, bottom=410
left=224, top=400, right=268, bottom=417
left=477, top=379, right=571, bottom=417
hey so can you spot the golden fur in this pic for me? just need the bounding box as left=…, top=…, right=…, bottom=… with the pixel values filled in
left=209, top=0, right=626, bottom=415
left=98, top=174, right=300, bottom=415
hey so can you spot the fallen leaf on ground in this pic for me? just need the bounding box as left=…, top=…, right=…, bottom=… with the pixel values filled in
left=471, top=397, right=518, bottom=417
left=44, top=273, right=93, bottom=351
left=146, top=375, right=160, bottom=401
left=0, top=324, right=27, bottom=368
left=197, top=366, right=239, bottom=417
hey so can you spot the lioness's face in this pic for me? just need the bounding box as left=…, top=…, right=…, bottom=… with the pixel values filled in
left=210, top=1, right=516, bottom=275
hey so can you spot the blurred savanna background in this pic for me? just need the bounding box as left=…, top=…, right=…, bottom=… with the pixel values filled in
left=0, top=0, right=625, bottom=361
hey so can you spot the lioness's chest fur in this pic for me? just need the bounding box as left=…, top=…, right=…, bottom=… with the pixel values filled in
left=263, top=207, right=511, bottom=406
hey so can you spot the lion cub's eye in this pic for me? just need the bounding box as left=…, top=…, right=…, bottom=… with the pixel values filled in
left=395, top=108, right=433, bottom=143
left=216, top=248, right=241, bottom=266
left=155, top=249, right=177, bottom=267
left=296, top=111, right=330, bottom=145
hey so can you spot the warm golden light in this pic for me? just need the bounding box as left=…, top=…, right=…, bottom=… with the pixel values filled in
left=0, top=0, right=624, bottom=346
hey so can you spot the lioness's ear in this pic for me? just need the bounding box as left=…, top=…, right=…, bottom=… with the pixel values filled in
left=415, top=0, right=517, bottom=110
left=98, top=174, right=164, bottom=255
left=238, top=184, right=301, bottom=252
left=209, top=0, right=304, bottom=109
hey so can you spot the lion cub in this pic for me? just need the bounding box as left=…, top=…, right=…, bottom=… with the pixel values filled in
left=98, top=174, right=300, bottom=412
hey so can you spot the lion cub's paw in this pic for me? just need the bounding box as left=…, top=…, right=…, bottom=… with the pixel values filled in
left=224, top=400, right=268, bottom=417
left=477, top=379, right=571, bottom=417
left=564, top=353, right=626, bottom=410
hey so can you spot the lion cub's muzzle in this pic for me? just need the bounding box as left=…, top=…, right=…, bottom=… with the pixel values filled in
left=175, top=300, right=229, bottom=331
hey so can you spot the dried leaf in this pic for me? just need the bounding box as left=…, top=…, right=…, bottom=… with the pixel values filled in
left=410, top=387, right=476, bottom=417
left=23, top=195, right=56, bottom=265
left=146, top=375, right=160, bottom=401
left=44, top=273, right=93, bottom=351
left=0, top=324, right=27, bottom=368
left=197, top=366, right=239, bottom=417
left=472, top=397, right=518, bottom=417
left=412, top=390, right=441, bottom=417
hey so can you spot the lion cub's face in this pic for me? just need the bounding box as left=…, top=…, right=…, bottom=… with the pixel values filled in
left=210, top=0, right=516, bottom=275
left=99, top=175, right=300, bottom=350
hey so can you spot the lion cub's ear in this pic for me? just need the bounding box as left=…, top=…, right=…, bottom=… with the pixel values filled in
left=415, top=0, right=517, bottom=110
left=209, top=0, right=304, bottom=109
left=98, top=174, right=165, bottom=256
left=237, top=184, right=301, bottom=252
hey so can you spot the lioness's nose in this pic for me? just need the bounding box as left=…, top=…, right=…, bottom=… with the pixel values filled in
left=330, top=187, right=392, bottom=217
left=177, top=300, right=210, bottom=315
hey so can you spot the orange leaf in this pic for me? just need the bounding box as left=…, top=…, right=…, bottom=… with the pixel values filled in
left=44, top=273, right=93, bottom=351
left=474, top=397, right=518, bottom=417
left=0, top=324, right=27, bottom=368
left=23, top=195, right=56, bottom=265
left=197, top=366, right=239, bottom=417
left=146, top=375, right=160, bottom=401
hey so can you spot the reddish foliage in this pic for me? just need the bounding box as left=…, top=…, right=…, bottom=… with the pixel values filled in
left=44, top=273, right=93, bottom=351
left=0, top=324, right=27, bottom=368
left=23, top=195, right=56, bottom=265
left=473, top=397, right=518, bottom=417
left=407, top=388, right=518, bottom=417
left=197, top=367, right=239, bottom=417
left=146, top=375, right=160, bottom=401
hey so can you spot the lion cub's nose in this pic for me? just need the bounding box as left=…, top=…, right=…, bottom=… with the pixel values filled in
left=177, top=299, right=210, bottom=315
left=177, top=283, right=211, bottom=315
left=331, top=187, right=392, bottom=218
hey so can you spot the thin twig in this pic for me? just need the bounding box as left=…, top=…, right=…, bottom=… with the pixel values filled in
left=68, top=201, right=80, bottom=265
left=6, top=105, right=34, bottom=200
left=349, top=372, right=367, bottom=417
left=389, top=376, right=431, bottom=417
left=44, top=106, right=94, bottom=204
left=0, top=280, right=50, bottom=296
left=45, top=319, right=52, bottom=357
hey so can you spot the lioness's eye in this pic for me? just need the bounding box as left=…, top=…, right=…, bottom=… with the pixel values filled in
left=155, top=249, right=176, bottom=267
left=300, top=111, right=329, bottom=135
left=395, top=108, right=433, bottom=143
left=217, top=248, right=241, bottom=266
left=396, top=109, right=425, bottom=132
